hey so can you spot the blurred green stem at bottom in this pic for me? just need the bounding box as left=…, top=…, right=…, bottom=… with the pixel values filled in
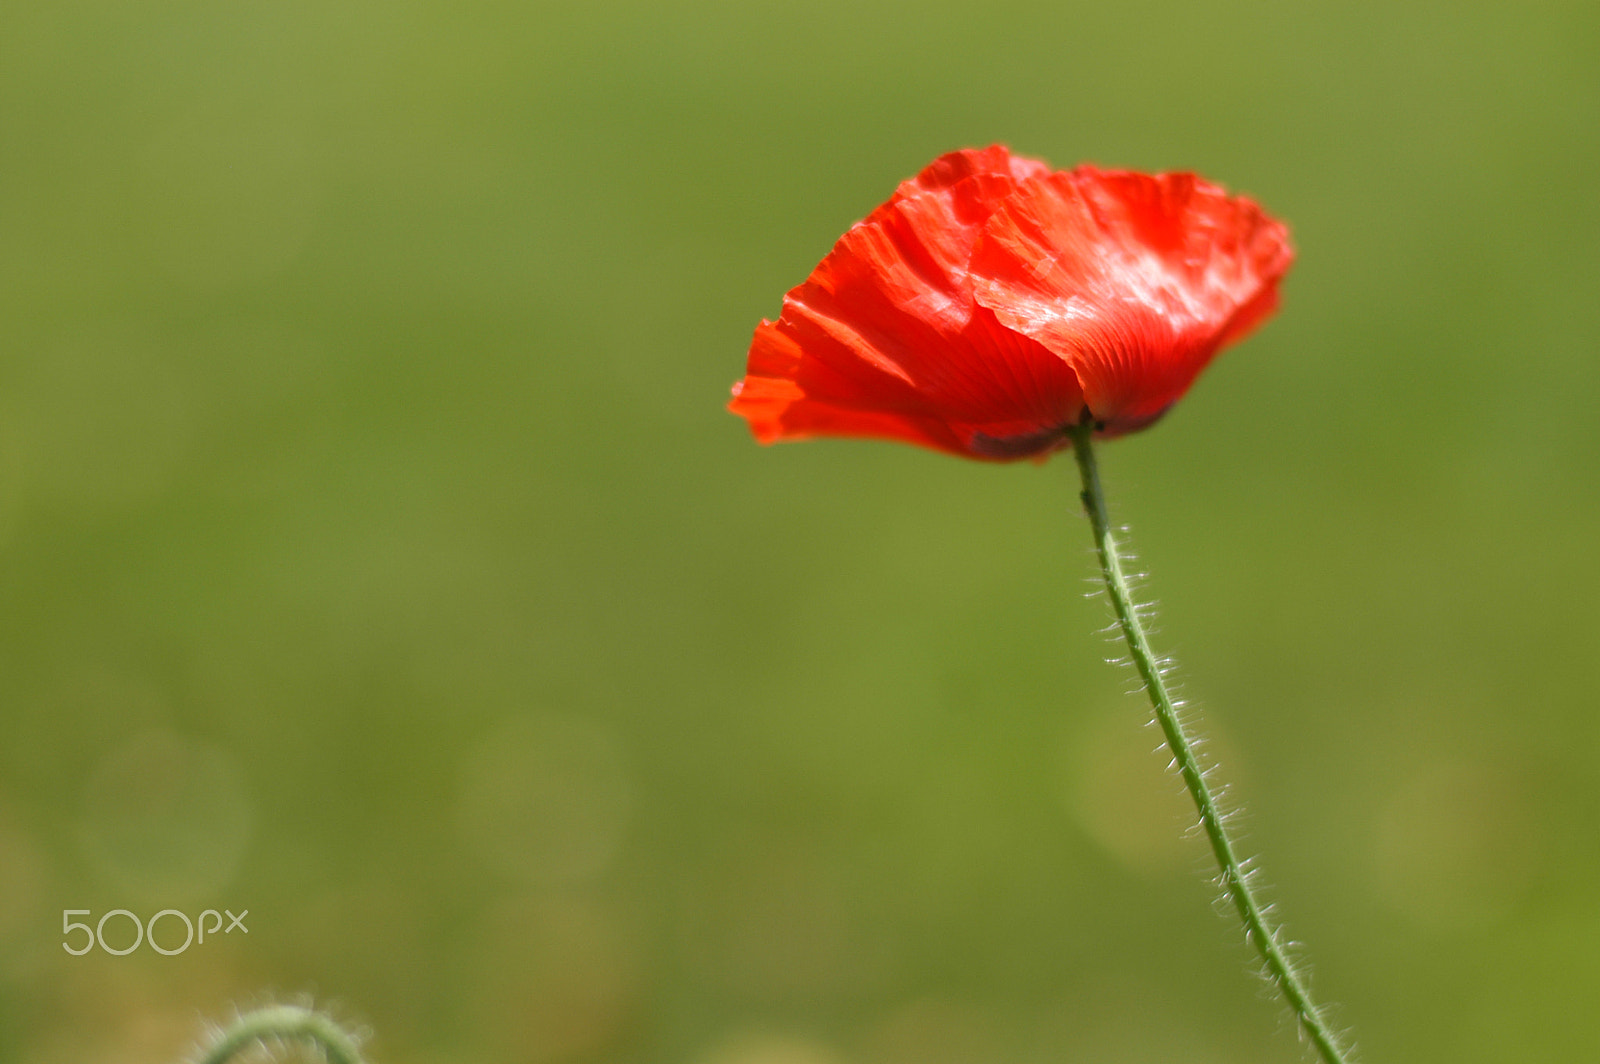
left=196, top=1005, right=367, bottom=1064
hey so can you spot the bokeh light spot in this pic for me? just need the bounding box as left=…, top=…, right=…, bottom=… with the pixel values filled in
left=1064, top=705, right=1205, bottom=875
left=0, top=800, right=46, bottom=975
left=1372, top=758, right=1538, bottom=929
left=860, top=998, right=1004, bottom=1064
left=78, top=731, right=252, bottom=906
left=457, top=713, right=630, bottom=886
left=463, top=895, right=638, bottom=1063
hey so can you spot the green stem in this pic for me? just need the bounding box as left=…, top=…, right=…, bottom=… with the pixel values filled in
left=1068, top=415, right=1352, bottom=1064
left=196, top=1005, right=367, bottom=1064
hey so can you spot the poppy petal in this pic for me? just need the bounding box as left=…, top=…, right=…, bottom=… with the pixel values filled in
left=970, top=167, right=1293, bottom=433
left=731, top=147, right=1292, bottom=456
left=731, top=149, right=1087, bottom=459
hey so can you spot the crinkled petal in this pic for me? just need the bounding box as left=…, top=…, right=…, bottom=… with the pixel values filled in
left=969, top=167, right=1293, bottom=433
left=730, top=147, right=1087, bottom=459
left=730, top=148, right=1292, bottom=456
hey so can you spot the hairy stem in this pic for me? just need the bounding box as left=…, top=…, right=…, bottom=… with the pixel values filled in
left=1069, top=415, right=1352, bottom=1064
left=196, top=1005, right=366, bottom=1064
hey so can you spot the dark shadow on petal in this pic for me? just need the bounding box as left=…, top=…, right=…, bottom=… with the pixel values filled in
left=967, top=424, right=1074, bottom=458
left=1096, top=401, right=1173, bottom=438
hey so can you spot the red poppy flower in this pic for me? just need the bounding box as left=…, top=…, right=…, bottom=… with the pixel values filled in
left=729, top=145, right=1294, bottom=459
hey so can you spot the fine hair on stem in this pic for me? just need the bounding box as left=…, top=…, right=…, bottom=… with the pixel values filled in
left=1068, top=412, right=1354, bottom=1064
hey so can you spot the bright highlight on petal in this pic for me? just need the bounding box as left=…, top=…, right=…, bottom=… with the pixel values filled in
left=730, top=146, right=1294, bottom=459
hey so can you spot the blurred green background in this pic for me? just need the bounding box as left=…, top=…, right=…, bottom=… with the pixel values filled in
left=2, top=0, right=1598, bottom=1061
